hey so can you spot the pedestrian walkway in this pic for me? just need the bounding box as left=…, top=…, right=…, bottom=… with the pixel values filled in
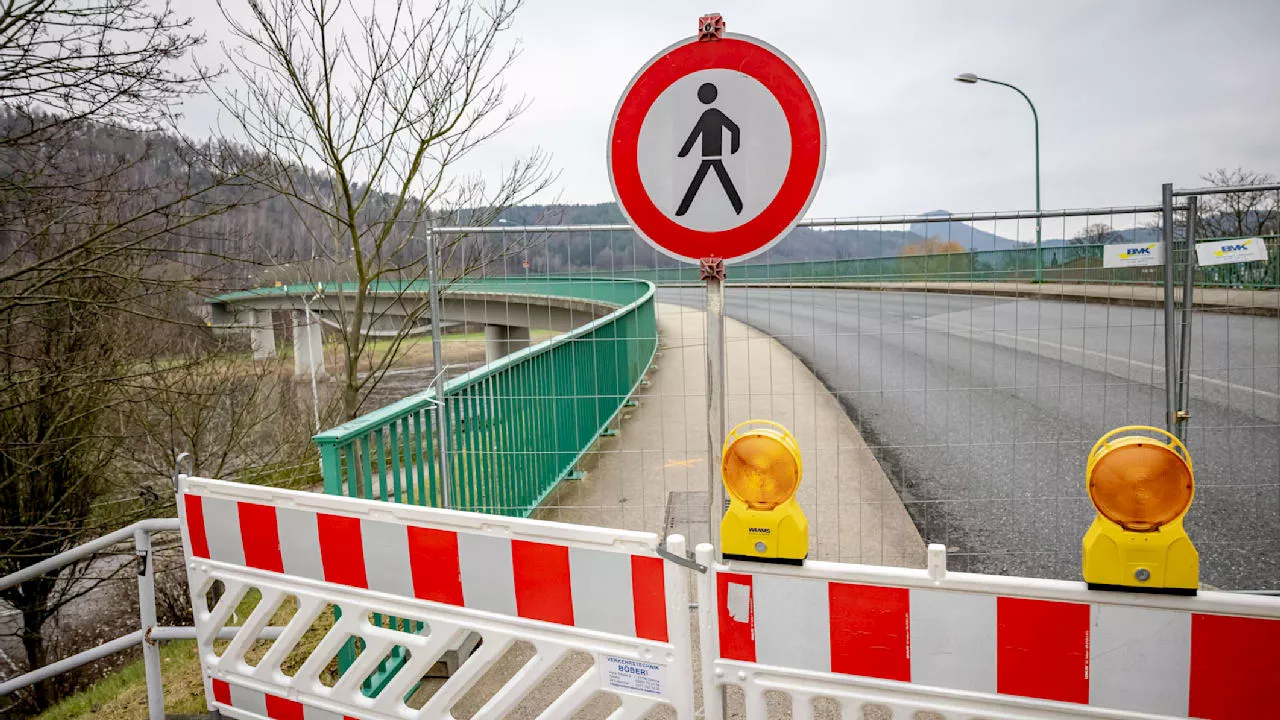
left=536, top=303, right=926, bottom=567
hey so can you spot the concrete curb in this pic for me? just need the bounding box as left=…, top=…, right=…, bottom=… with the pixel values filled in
left=659, top=281, right=1280, bottom=316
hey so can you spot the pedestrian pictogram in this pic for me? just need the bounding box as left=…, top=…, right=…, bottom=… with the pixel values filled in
left=675, top=82, right=742, bottom=217
left=608, top=31, right=825, bottom=264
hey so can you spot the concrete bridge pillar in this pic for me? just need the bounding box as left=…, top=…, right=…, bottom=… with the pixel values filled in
left=292, top=309, right=325, bottom=377
left=249, top=310, right=276, bottom=360
left=484, top=324, right=531, bottom=363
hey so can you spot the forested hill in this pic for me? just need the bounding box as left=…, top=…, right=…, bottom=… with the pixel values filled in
left=0, top=109, right=339, bottom=268
left=494, top=202, right=934, bottom=267
left=2, top=114, right=1046, bottom=274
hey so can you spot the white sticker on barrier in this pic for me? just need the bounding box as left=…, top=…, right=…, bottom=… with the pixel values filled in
left=600, top=655, right=667, bottom=698
left=726, top=582, right=751, bottom=622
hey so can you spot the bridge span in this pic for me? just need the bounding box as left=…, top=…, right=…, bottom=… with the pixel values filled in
left=208, top=279, right=620, bottom=374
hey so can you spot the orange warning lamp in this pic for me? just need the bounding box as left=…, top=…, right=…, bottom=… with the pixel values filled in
left=720, top=420, right=808, bottom=563
left=1082, top=426, right=1198, bottom=594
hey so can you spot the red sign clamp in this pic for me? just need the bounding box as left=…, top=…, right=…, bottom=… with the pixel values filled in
left=700, top=257, right=726, bottom=281
left=699, top=14, right=725, bottom=41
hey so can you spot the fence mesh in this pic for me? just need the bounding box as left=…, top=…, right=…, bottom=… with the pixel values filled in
left=313, top=195, right=1279, bottom=595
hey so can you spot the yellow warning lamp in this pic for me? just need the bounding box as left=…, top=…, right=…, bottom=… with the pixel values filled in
left=1082, top=426, right=1198, bottom=595
left=720, top=420, right=808, bottom=563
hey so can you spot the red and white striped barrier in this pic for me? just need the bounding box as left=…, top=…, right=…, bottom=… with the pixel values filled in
left=210, top=678, right=352, bottom=720
left=178, top=475, right=1280, bottom=720
left=697, top=545, right=1280, bottom=720
left=183, top=489, right=669, bottom=642
left=177, top=476, right=694, bottom=720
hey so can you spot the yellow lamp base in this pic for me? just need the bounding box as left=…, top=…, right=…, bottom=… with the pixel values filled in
left=720, top=497, right=808, bottom=563
left=1082, top=515, right=1198, bottom=595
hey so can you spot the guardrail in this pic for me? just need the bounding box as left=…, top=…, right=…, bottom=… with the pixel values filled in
left=560, top=236, right=1279, bottom=289
left=311, top=277, right=658, bottom=516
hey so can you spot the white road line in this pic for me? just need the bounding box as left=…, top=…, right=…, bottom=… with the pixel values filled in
left=924, top=320, right=1279, bottom=421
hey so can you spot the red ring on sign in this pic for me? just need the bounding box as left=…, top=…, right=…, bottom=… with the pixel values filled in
left=610, top=37, right=823, bottom=263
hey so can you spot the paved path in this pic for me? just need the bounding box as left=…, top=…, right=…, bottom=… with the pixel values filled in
left=661, top=287, right=1280, bottom=590
left=537, top=303, right=926, bottom=567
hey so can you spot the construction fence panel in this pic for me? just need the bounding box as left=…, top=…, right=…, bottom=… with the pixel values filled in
left=313, top=193, right=1277, bottom=655
left=176, top=475, right=695, bottom=720
left=314, top=188, right=1274, bottom=597
left=579, top=203, right=1273, bottom=592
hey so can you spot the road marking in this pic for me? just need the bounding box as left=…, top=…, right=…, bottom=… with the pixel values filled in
left=925, top=320, right=1279, bottom=421
left=664, top=458, right=703, bottom=468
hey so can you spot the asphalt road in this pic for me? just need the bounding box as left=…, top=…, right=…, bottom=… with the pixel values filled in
left=659, top=287, right=1280, bottom=589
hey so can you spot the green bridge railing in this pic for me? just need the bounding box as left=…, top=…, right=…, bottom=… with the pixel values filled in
left=311, top=277, right=657, bottom=515
left=562, top=236, right=1279, bottom=289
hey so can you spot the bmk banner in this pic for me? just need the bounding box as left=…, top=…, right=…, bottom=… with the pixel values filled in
left=1103, top=242, right=1165, bottom=268
left=1195, top=237, right=1269, bottom=267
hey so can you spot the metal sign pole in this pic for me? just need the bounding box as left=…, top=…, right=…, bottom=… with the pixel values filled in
left=702, top=258, right=727, bottom=560
left=426, top=226, right=453, bottom=508
left=1161, top=182, right=1177, bottom=432
left=1175, top=195, right=1199, bottom=441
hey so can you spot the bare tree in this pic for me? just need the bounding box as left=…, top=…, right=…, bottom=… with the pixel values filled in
left=1195, top=168, right=1279, bottom=239
left=0, top=0, right=206, bottom=142
left=211, top=0, right=554, bottom=420
left=1070, top=223, right=1125, bottom=245
left=124, top=336, right=318, bottom=485
left=0, top=3, right=256, bottom=712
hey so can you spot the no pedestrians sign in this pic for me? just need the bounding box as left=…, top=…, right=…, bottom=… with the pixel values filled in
left=608, top=26, right=826, bottom=264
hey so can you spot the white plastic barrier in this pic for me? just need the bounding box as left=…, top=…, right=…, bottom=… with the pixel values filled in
left=176, top=476, right=695, bottom=720
left=694, top=544, right=1280, bottom=720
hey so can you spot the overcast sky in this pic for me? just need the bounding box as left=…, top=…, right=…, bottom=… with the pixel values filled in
left=179, top=1, right=1280, bottom=219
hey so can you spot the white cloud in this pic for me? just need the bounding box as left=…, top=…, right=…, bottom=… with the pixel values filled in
left=177, top=0, right=1280, bottom=217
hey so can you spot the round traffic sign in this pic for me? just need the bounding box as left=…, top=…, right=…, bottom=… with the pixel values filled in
left=608, top=33, right=825, bottom=264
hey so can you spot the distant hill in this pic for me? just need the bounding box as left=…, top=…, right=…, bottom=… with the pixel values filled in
left=492, top=202, right=1182, bottom=270
left=909, top=211, right=1024, bottom=251
left=499, top=202, right=923, bottom=267
left=9, top=115, right=1188, bottom=281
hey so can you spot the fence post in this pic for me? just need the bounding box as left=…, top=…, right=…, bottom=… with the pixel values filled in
left=425, top=226, right=452, bottom=508
left=1161, top=182, right=1177, bottom=431
left=695, top=543, right=722, bottom=720
left=1176, top=195, right=1199, bottom=441
left=135, top=528, right=164, bottom=720
left=317, top=440, right=342, bottom=494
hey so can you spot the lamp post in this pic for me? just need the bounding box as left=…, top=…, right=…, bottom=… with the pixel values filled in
left=299, top=285, right=323, bottom=433
left=955, top=72, right=1042, bottom=282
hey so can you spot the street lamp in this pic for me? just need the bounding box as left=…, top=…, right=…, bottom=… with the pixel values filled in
left=955, top=72, right=1043, bottom=282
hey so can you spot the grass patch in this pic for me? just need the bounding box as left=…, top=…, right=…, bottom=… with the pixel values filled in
left=36, top=590, right=339, bottom=720
left=35, top=640, right=206, bottom=720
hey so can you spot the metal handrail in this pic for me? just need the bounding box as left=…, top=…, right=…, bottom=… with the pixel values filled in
left=0, top=518, right=178, bottom=591
left=0, top=517, right=288, bottom=718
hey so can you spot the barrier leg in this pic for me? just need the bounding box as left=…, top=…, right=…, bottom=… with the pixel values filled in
left=664, top=535, right=696, bottom=719
left=695, top=543, right=721, bottom=720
